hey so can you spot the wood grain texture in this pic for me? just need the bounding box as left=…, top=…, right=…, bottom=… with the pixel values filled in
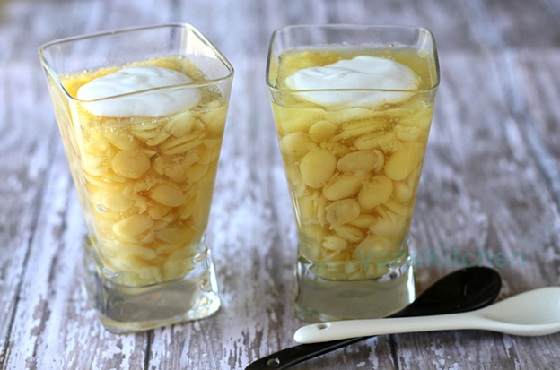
left=0, top=0, right=559, bottom=369
left=0, top=63, right=58, bottom=367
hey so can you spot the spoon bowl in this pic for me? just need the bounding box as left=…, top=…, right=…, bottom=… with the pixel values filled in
left=479, top=287, right=560, bottom=325
left=473, top=287, right=560, bottom=336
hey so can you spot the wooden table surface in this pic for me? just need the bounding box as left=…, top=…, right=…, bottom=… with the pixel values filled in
left=1, top=0, right=560, bottom=369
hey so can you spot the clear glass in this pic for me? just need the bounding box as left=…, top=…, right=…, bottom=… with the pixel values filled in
left=267, top=25, right=439, bottom=321
left=39, top=23, right=233, bottom=332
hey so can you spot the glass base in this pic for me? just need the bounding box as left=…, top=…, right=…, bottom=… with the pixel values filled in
left=83, top=244, right=221, bottom=333
left=295, top=255, right=415, bottom=322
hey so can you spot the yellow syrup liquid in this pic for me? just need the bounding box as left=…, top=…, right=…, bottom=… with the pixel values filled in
left=50, top=56, right=228, bottom=286
left=271, top=48, right=437, bottom=280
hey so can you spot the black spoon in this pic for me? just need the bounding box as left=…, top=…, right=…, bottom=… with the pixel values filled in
left=246, top=266, right=502, bottom=370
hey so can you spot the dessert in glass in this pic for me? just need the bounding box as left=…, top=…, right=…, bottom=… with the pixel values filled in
left=267, top=25, right=439, bottom=321
left=39, top=24, right=233, bottom=332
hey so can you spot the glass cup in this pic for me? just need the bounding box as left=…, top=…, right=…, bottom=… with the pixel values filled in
left=267, top=25, right=439, bottom=321
left=39, top=24, right=233, bottom=332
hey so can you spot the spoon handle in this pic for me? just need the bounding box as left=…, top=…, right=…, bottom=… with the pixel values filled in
left=294, top=313, right=488, bottom=343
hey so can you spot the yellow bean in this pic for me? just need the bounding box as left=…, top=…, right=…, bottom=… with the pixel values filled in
left=92, top=208, right=121, bottom=221
left=280, top=133, right=314, bottom=158
left=196, top=146, right=212, bottom=165
left=300, top=149, right=337, bottom=189
left=160, top=131, right=204, bottom=151
left=298, top=193, right=317, bottom=222
left=274, top=106, right=324, bottom=134
left=316, top=194, right=328, bottom=226
left=103, top=130, right=138, bottom=150
left=325, top=199, right=360, bottom=227
left=370, top=211, right=408, bottom=238
left=112, top=214, right=153, bottom=240
left=150, top=184, right=185, bottom=207
left=322, top=174, right=363, bottom=201
left=384, top=143, right=422, bottom=181
left=322, top=236, right=348, bottom=252
left=200, top=140, right=221, bottom=164
left=167, top=111, right=203, bottom=137
left=189, top=182, right=213, bottom=228
left=132, top=129, right=161, bottom=141
left=123, top=246, right=157, bottom=261
left=148, top=204, right=172, bottom=220
left=162, top=140, right=201, bottom=155
left=348, top=214, right=377, bottom=228
left=384, top=200, right=409, bottom=217
left=82, top=154, right=105, bottom=176
left=354, top=131, right=401, bottom=152
left=93, top=190, right=134, bottom=212
left=398, top=104, right=433, bottom=129
left=145, top=131, right=171, bottom=146
left=327, top=107, right=374, bottom=124
left=143, top=149, right=158, bottom=158
left=358, top=176, right=393, bottom=210
left=300, top=224, right=327, bottom=242
left=394, top=182, right=414, bottom=203
left=352, top=235, right=392, bottom=260
left=337, top=150, right=383, bottom=173
left=200, top=104, right=227, bottom=137
left=309, top=121, right=337, bottom=142
left=333, top=225, right=364, bottom=243
left=186, top=163, right=208, bottom=184
left=111, top=150, right=150, bottom=179
left=314, top=263, right=347, bottom=279
left=332, top=120, right=390, bottom=141
left=298, top=192, right=328, bottom=225
left=154, top=153, right=199, bottom=183
left=155, top=243, right=179, bottom=255
left=155, top=227, right=193, bottom=244
left=395, top=124, right=422, bottom=142
left=298, top=225, right=325, bottom=259
left=108, top=253, right=151, bottom=271
left=319, top=141, right=350, bottom=157
left=163, top=256, right=193, bottom=280
left=178, top=191, right=198, bottom=219
left=285, top=166, right=305, bottom=196
left=319, top=250, right=348, bottom=263
left=153, top=219, right=171, bottom=231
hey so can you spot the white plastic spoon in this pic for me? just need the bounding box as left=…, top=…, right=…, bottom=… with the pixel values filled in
left=294, top=287, right=560, bottom=343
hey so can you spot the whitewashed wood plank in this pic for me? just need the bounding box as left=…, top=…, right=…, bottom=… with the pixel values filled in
left=392, top=51, right=560, bottom=369
left=0, top=0, right=175, bottom=64
left=0, top=63, right=57, bottom=369
left=481, top=0, right=560, bottom=48
left=507, top=49, right=560, bottom=207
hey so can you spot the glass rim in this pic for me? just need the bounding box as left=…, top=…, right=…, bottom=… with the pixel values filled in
left=38, top=23, right=234, bottom=103
left=266, top=23, right=440, bottom=93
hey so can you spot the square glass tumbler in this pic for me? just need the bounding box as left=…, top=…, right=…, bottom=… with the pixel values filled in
left=266, top=25, right=439, bottom=321
left=39, top=24, right=233, bottom=332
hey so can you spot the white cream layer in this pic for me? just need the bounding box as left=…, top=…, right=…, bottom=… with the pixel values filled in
left=77, top=66, right=200, bottom=117
left=284, top=56, right=419, bottom=107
